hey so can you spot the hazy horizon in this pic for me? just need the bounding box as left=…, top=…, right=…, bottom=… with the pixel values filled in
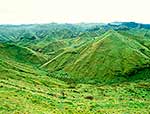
left=0, top=0, right=150, bottom=24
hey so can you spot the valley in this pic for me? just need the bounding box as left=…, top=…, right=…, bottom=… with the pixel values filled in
left=0, top=22, right=150, bottom=113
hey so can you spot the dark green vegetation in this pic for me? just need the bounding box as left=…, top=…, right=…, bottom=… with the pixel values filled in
left=0, top=22, right=150, bottom=113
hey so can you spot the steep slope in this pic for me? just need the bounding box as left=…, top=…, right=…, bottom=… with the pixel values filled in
left=0, top=43, right=47, bottom=66
left=1, top=57, right=150, bottom=114
left=0, top=57, right=69, bottom=113
left=42, top=30, right=150, bottom=83
left=0, top=23, right=150, bottom=113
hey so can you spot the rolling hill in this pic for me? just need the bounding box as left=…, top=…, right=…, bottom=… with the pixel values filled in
left=0, top=43, right=47, bottom=66
left=0, top=22, right=150, bottom=113
left=0, top=54, right=150, bottom=114
left=42, top=30, right=150, bottom=83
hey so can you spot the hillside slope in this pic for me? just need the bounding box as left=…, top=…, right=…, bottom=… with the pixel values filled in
left=0, top=43, right=47, bottom=66
left=0, top=57, right=150, bottom=114
left=0, top=23, right=150, bottom=113
left=42, top=30, right=150, bottom=83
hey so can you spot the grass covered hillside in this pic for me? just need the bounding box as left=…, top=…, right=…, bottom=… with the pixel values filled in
left=0, top=22, right=150, bottom=113
left=0, top=43, right=47, bottom=66
left=42, top=30, right=150, bottom=83
left=0, top=57, right=150, bottom=114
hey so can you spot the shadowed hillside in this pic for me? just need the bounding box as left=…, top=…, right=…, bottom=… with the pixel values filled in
left=0, top=43, right=48, bottom=66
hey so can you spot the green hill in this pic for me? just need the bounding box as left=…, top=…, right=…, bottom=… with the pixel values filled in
left=0, top=43, right=47, bottom=66
left=42, top=30, right=150, bottom=83
left=0, top=22, right=150, bottom=113
left=0, top=57, right=150, bottom=114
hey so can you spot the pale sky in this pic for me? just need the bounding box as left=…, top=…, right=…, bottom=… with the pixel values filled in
left=0, top=0, right=150, bottom=24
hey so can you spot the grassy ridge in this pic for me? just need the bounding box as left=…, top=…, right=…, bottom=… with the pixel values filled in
left=43, top=30, right=150, bottom=83
left=0, top=43, right=47, bottom=66
left=0, top=23, right=150, bottom=113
